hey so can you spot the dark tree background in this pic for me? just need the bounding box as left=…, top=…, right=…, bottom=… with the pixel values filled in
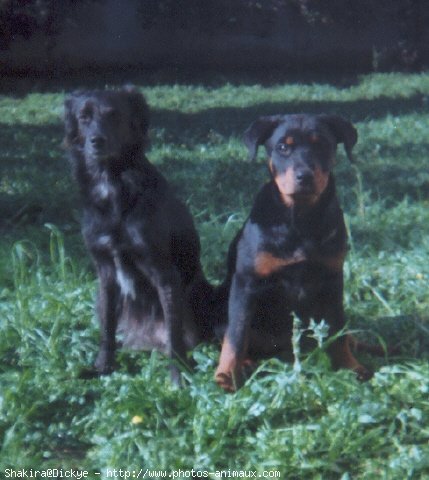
left=1, top=0, right=428, bottom=74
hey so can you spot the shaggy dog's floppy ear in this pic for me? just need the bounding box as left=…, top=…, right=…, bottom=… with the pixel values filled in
left=63, top=93, right=80, bottom=147
left=243, top=115, right=284, bottom=162
left=318, top=114, right=358, bottom=162
left=122, top=85, right=150, bottom=148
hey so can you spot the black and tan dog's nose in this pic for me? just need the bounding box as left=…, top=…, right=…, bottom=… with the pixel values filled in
left=295, top=169, right=314, bottom=186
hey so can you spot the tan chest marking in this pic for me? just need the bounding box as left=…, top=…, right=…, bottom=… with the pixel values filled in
left=254, top=251, right=306, bottom=277
left=254, top=250, right=346, bottom=277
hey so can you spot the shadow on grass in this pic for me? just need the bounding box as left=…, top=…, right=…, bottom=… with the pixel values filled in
left=151, top=94, right=427, bottom=140
left=0, top=123, right=78, bottom=228
left=354, top=314, right=429, bottom=363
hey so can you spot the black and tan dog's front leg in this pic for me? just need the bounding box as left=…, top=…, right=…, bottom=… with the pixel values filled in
left=215, top=273, right=256, bottom=392
left=94, top=261, right=120, bottom=375
left=320, top=274, right=373, bottom=381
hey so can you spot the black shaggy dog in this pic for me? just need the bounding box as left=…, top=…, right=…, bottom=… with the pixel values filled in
left=64, top=87, right=212, bottom=384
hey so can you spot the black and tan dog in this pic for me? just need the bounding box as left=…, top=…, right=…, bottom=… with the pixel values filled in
left=215, top=114, right=372, bottom=392
left=64, top=87, right=213, bottom=384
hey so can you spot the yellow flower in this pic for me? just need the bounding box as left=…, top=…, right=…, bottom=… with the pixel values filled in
left=416, top=273, right=424, bottom=280
left=131, top=415, right=143, bottom=425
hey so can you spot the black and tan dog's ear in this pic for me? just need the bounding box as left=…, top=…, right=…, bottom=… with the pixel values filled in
left=122, top=85, right=150, bottom=147
left=63, top=94, right=79, bottom=147
left=243, top=115, right=284, bottom=162
left=319, top=115, right=358, bottom=162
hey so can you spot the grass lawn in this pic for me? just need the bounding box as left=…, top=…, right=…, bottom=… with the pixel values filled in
left=1, top=71, right=429, bottom=478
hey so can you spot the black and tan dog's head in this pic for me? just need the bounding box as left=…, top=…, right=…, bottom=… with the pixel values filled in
left=64, top=86, right=149, bottom=164
left=244, top=114, right=357, bottom=206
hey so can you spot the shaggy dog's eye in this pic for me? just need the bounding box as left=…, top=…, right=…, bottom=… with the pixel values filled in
left=79, top=107, right=93, bottom=123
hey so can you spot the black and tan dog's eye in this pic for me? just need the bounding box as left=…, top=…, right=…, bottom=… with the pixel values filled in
left=277, top=143, right=292, bottom=155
